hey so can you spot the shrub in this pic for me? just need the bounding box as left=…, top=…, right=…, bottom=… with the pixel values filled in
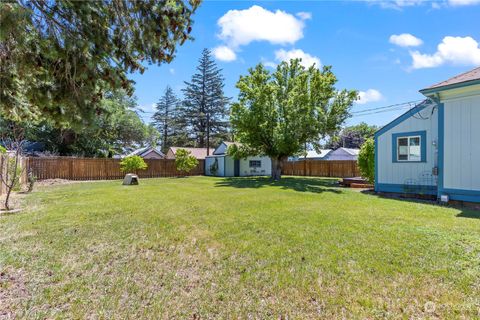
left=358, top=138, right=375, bottom=184
left=175, top=149, right=198, bottom=174
left=120, top=155, right=148, bottom=173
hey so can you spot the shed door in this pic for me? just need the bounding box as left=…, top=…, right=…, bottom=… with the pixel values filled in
left=234, top=159, right=240, bottom=177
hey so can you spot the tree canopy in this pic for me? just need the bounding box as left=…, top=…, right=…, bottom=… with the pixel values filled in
left=230, top=60, right=357, bottom=180
left=2, top=90, right=159, bottom=157
left=326, top=122, right=378, bottom=149
left=0, top=0, right=200, bottom=126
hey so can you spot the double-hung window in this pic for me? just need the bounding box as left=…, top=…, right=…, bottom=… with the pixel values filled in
left=397, top=136, right=421, bottom=161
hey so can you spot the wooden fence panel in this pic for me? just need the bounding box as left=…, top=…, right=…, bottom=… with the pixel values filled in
left=27, top=157, right=205, bottom=181
left=25, top=157, right=357, bottom=181
left=282, top=160, right=359, bottom=178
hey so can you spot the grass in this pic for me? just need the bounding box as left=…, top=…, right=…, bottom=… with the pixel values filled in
left=1, top=176, right=479, bottom=319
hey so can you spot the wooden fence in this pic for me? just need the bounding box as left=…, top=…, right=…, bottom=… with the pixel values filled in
left=282, top=160, right=360, bottom=178
left=27, top=157, right=205, bottom=181
left=22, top=157, right=358, bottom=182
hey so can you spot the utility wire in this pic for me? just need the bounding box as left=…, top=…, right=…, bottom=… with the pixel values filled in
left=351, top=99, right=423, bottom=115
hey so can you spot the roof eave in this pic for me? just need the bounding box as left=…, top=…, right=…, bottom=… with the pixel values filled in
left=420, top=79, right=480, bottom=96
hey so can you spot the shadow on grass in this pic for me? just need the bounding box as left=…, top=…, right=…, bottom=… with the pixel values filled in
left=214, top=176, right=343, bottom=194
left=456, top=211, right=480, bottom=219
left=360, top=190, right=480, bottom=218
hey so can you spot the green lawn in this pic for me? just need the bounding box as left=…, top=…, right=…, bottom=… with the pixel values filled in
left=1, top=176, right=479, bottom=319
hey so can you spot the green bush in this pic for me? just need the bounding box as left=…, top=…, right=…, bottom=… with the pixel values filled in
left=120, top=155, right=148, bottom=173
left=358, top=138, right=375, bottom=184
left=175, top=149, right=199, bottom=174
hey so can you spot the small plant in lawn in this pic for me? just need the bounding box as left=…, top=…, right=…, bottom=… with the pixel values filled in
left=358, top=138, right=375, bottom=184
left=120, top=156, right=148, bottom=174
left=27, top=170, right=36, bottom=193
left=175, top=149, right=198, bottom=175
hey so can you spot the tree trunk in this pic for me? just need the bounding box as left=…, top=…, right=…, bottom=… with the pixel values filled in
left=271, top=157, right=285, bottom=181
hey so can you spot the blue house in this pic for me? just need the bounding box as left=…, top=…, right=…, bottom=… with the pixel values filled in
left=375, top=67, right=480, bottom=203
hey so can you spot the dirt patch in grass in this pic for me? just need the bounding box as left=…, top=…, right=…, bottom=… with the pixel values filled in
left=0, top=268, right=30, bottom=319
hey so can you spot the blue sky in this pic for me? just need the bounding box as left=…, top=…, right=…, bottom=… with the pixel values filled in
left=130, top=0, right=480, bottom=127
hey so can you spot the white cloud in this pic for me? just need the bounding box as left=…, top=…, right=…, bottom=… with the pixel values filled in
left=274, top=49, right=321, bottom=68
left=389, top=33, right=423, bottom=47
left=213, top=45, right=237, bottom=62
left=372, top=0, right=426, bottom=9
left=357, top=89, right=383, bottom=104
left=217, top=5, right=306, bottom=48
left=169, top=68, right=175, bottom=75
left=410, top=36, right=480, bottom=69
left=448, top=0, right=480, bottom=6
left=296, top=11, right=312, bottom=20
left=263, top=61, right=277, bottom=69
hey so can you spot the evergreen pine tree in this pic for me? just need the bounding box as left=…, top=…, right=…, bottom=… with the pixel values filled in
left=153, top=86, right=180, bottom=152
left=181, top=48, right=231, bottom=150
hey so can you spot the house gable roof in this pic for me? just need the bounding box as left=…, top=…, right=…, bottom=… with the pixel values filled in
left=374, top=99, right=433, bottom=138
left=127, top=147, right=165, bottom=158
left=213, top=141, right=242, bottom=155
left=420, top=67, right=480, bottom=94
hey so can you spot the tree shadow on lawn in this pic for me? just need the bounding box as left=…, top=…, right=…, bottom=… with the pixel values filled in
left=360, top=190, right=480, bottom=219
left=214, top=176, right=343, bottom=194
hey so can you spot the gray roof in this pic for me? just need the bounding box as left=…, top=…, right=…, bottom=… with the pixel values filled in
left=422, top=67, right=480, bottom=91
left=127, top=147, right=164, bottom=158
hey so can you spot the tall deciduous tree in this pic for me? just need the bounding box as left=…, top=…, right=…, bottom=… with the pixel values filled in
left=181, top=48, right=230, bottom=150
left=230, top=60, right=358, bottom=180
left=153, top=86, right=180, bottom=152
left=0, top=0, right=200, bottom=125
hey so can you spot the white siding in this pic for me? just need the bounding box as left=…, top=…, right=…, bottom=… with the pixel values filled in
left=239, top=156, right=272, bottom=176
left=443, top=94, right=480, bottom=191
left=205, top=156, right=225, bottom=176
left=377, top=103, right=438, bottom=186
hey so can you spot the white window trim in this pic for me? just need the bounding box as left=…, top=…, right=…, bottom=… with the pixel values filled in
left=397, top=135, right=421, bottom=162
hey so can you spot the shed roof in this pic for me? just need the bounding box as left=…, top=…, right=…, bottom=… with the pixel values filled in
left=421, top=67, right=480, bottom=92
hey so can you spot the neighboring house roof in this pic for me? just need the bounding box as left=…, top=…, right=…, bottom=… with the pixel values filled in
left=420, top=67, right=480, bottom=93
left=325, top=147, right=359, bottom=160
left=287, top=149, right=332, bottom=161
left=168, top=147, right=214, bottom=159
left=306, top=149, right=332, bottom=159
left=127, top=147, right=165, bottom=158
left=341, top=148, right=359, bottom=156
